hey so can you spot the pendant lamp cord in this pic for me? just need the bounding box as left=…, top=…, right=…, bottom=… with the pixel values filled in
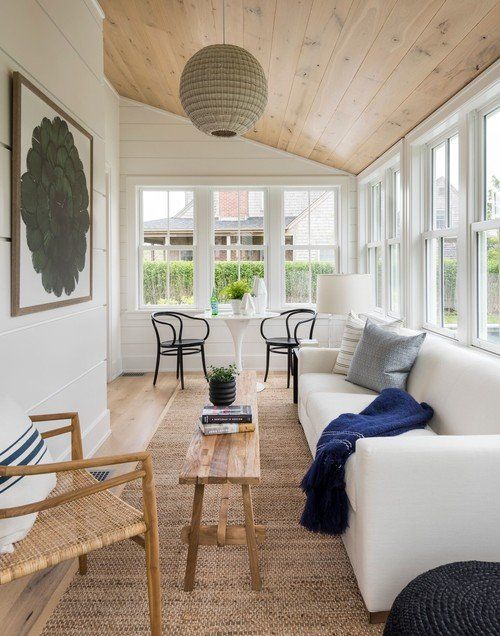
left=222, top=0, right=226, bottom=44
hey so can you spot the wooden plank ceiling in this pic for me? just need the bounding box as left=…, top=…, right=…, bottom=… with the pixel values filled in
left=101, top=0, right=500, bottom=174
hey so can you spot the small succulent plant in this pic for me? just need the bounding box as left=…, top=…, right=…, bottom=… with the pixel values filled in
left=206, top=364, right=238, bottom=383
left=21, top=116, right=90, bottom=297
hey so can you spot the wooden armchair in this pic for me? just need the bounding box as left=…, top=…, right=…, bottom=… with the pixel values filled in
left=0, top=413, right=161, bottom=635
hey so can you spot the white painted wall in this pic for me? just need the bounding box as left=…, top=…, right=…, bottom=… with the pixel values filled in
left=0, top=0, right=112, bottom=459
left=104, top=80, right=122, bottom=381
left=119, top=99, right=357, bottom=372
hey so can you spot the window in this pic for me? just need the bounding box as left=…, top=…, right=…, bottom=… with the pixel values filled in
left=474, top=106, right=500, bottom=350
left=139, top=188, right=195, bottom=307
left=212, top=189, right=266, bottom=296
left=282, top=189, right=337, bottom=304
left=424, top=133, right=459, bottom=334
left=388, top=169, right=402, bottom=316
left=367, top=181, right=383, bottom=309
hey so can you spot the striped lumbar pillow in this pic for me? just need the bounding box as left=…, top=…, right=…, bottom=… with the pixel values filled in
left=332, top=312, right=403, bottom=375
left=0, top=396, right=56, bottom=553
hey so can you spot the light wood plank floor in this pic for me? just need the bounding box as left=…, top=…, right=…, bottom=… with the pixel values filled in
left=0, top=372, right=179, bottom=636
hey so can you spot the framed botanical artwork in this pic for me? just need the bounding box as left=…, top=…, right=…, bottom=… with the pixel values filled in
left=11, top=72, right=93, bottom=316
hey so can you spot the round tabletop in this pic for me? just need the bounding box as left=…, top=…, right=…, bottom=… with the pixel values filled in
left=195, top=311, right=279, bottom=320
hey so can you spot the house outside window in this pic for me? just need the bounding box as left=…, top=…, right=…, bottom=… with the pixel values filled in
left=140, top=188, right=195, bottom=306
left=282, top=189, right=337, bottom=304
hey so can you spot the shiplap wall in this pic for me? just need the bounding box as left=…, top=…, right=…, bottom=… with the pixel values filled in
left=104, top=80, right=122, bottom=381
left=0, top=0, right=113, bottom=459
left=119, top=100, right=357, bottom=372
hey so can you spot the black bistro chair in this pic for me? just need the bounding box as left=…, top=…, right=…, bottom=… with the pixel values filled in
left=151, top=312, right=210, bottom=389
left=260, top=309, right=316, bottom=388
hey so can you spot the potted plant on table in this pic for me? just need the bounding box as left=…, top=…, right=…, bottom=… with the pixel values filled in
left=207, top=364, right=238, bottom=406
left=221, top=280, right=251, bottom=315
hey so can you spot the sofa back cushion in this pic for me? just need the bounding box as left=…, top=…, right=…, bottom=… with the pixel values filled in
left=407, top=335, right=500, bottom=435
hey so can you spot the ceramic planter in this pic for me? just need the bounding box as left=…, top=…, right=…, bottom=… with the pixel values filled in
left=209, top=378, right=237, bottom=406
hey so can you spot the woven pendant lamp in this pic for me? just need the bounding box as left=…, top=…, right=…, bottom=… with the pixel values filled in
left=179, top=4, right=267, bottom=137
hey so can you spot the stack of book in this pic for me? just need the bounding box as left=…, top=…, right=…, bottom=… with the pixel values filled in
left=198, top=405, right=254, bottom=435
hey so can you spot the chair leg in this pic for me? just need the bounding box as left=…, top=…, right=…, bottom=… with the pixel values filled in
left=200, top=345, right=208, bottom=381
left=78, top=555, right=87, bottom=575
left=287, top=348, right=291, bottom=389
left=179, top=348, right=185, bottom=389
left=263, top=344, right=270, bottom=383
left=153, top=346, right=160, bottom=386
left=176, top=350, right=180, bottom=379
left=142, top=456, right=162, bottom=636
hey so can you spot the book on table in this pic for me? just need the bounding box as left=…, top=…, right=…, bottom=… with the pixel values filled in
left=201, top=404, right=252, bottom=424
left=198, top=419, right=255, bottom=436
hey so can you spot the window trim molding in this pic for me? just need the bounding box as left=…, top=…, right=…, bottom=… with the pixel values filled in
left=125, top=176, right=349, bottom=314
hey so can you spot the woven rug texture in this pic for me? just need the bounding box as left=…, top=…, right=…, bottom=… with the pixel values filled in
left=43, top=376, right=383, bottom=635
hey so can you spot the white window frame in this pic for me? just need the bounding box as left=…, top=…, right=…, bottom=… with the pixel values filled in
left=387, top=168, right=402, bottom=317
left=422, top=129, right=460, bottom=339
left=358, top=147, right=403, bottom=319
left=137, top=186, right=198, bottom=310
left=209, top=187, right=269, bottom=304
left=471, top=98, right=500, bottom=355
left=367, top=180, right=384, bottom=311
left=280, top=187, right=340, bottom=307
left=125, top=176, right=349, bottom=315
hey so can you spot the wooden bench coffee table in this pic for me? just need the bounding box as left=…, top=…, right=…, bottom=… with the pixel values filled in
left=179, top=370, right=264, bottom=591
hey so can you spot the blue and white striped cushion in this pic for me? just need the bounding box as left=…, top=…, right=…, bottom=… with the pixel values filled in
left=0, top=396, right=56, bottom=553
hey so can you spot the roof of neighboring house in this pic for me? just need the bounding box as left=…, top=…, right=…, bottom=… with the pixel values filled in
left=144, top=216, right=298, bottom=232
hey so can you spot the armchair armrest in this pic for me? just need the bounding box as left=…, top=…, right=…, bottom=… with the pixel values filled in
left=0, top=452, right=153, bottom=520
left=297, top=347, right=340, bottom=375
left=353, top=435, right=500, bottom=611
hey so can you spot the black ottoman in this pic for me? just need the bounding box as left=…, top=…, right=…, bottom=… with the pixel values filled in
left=384, top=561, right=500, bottom=636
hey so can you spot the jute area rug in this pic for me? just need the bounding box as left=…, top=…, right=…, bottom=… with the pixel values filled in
left=44, top=376, right=384, bottom=635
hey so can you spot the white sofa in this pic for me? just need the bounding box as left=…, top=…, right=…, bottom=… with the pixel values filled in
left=297, top=334, right=500, bottom=617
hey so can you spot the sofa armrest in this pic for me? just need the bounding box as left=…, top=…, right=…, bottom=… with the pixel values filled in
left=297, top=347, right=340, bottom=375
left=353, top=435, right=500, bottom=611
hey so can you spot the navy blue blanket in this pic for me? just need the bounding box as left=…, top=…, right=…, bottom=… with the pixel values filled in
left=300, top=388, right=433, bottom=535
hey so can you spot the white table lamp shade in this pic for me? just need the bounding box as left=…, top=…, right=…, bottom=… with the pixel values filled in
left=316, top=274, right=373, bottom=315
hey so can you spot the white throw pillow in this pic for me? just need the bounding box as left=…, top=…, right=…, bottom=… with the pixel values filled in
left=333, top=312, right=403, bottom=375
left=0, top=396, right=56, bottom=553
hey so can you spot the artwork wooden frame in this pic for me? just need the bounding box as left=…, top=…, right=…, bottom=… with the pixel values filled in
left=11, top=72, right=93, bottom=316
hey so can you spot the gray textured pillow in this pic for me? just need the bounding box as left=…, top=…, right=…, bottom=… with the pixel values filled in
left=346, top=319, right=426, bottom=392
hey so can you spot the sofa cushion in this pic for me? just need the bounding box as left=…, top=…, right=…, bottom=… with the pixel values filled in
left=407, top=336, right=500, bottom=435
left=305, top=391, right=437, bottom=511
left=333, top=312, right=403, bottom=375
left=299, top=373, right=376, bottom=408
left=347, top=320, right=426, bottom=392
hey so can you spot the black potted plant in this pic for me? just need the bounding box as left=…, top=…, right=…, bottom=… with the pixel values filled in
left=207, top=364, right=237, bottom=406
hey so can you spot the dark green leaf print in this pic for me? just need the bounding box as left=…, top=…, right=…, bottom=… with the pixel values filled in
left=21, top=116, right=90, bottom=297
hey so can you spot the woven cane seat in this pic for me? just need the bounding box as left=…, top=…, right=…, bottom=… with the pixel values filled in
left=384, top=561, right=500, bottom=636
left=0, top=470, right=146, bottom=584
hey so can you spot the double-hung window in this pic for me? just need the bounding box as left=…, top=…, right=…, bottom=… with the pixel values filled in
left=423, top=133, right=459, bottom=334
left=473, top=105, right=500, bottom=352
left=282, top=188, right=337, bottom=304
left=139, top=188, right=195, bottom=307
left=211, top=189, right=267, bottom=295
left=387, top=169, right=402, bottom=316
left=367, top=181, right=383, bottom=309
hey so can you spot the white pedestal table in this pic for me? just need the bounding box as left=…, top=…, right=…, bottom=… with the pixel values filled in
left=196, top=311, right=279, bottom=392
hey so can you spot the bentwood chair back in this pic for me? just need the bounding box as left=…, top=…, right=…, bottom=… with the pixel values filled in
left=260, top=309, right=317, bottom=387
left=151, top=311, right=210, bottom=389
